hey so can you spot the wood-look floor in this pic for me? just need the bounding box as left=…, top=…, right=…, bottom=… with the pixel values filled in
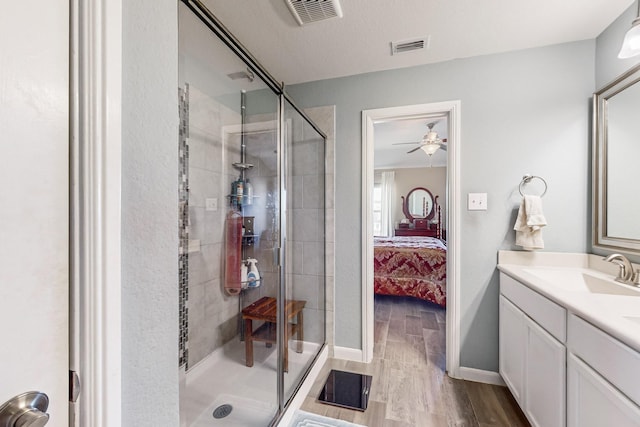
left=300, top=295, right=531, bottom=427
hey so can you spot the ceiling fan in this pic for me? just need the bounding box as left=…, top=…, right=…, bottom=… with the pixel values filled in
left=392, top=122, right=447, bottom=155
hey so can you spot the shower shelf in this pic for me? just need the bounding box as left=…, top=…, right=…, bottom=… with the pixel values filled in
left=226, top=194, right=259, bottom=203
left=232, top=162, right=254, bottom=170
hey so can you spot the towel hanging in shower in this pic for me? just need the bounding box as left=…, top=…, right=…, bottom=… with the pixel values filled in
left=224, top=210, right=243, bottom=295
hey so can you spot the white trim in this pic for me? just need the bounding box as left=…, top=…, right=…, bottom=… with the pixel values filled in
left=277, top=346, right=329, bottom=427
left=445, top=101, right=462, bottom=379
left=71, top=0, right=122, bottom=425
left=361, top=101, right=461, bottom=377
left=458, top=367, right=506, bottom=386
left=361, top=112, right=375, bottom=363
left=333, top=346, right=365, bottom=362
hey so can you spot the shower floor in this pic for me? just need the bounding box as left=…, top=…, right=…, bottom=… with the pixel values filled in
left=192, top=394, right=276, bottom=427
left=180, top=335, right=320, bottom=427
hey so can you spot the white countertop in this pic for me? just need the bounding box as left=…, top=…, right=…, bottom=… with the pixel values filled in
left=497, top=251, right=640, bottom=353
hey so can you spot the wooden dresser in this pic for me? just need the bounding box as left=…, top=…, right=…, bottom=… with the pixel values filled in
left=394, top=227, right=438, bottom=237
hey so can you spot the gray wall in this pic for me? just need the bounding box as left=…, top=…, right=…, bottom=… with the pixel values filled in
left=122, top=0, right=179, bottom=425
left=288, top=41, right=594, bottom=371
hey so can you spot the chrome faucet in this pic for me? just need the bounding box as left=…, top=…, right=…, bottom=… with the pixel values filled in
left=603, top=253, right=640, bottom=285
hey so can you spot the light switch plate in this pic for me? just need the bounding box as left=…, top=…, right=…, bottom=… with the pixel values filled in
left=205, top=198, right=218, bottom=211
left=468, top=193, right=487, bottom=211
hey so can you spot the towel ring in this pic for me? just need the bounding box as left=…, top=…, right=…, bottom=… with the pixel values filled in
left=519, top=174, right=547, bottom=197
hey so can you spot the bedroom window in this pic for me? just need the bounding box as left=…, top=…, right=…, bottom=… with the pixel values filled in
left=373, top=184, right=382, bottom=236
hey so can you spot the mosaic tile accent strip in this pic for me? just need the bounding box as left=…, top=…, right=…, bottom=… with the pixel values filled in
left=178, top=85, right=190, bottom=368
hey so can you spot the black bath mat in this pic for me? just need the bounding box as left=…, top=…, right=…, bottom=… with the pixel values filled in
left=318, top=369, right=372, bottom=411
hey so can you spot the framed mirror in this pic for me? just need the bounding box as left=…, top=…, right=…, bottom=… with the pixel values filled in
left=401, top=187, right=436, bottom=221
left=593, top=63, right=640, bottom=254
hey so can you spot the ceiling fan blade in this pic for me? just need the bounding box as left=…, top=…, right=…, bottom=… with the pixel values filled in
left=392, top=141, right=421, bottom=146
left=439, top=144, right=447, bottom=151
left=407, top=145, right=423, bottom=154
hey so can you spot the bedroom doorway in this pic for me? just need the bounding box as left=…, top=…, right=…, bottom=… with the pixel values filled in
left=361, top=101, right=461, bottom=378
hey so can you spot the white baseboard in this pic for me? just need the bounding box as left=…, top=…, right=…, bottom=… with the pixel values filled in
left=457, top=367, right=505, bottom=386
left=333, top=346, right=364, bottom=362
left=278, top=345, right=329, bottom=426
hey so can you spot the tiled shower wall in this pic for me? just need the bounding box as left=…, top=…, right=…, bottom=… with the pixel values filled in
left=303, top=106, right=336, bottom=354
left=182, top=86, right=282, bottom=369
left=286, top=105, right=336, bottom=348
left=185, top=86, right=243, bottom=367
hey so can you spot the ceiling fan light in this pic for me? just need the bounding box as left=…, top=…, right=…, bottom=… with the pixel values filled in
left=619, top=18, right=640, bottom=58
left=423, top=131, right=438, bottom=143
left=420, top=143, right=440, bottom=156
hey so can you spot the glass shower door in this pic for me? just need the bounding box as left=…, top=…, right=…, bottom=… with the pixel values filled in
left=282, top=99, right=327, bottom=404
left=179, top=2, right=328, bottom=425
left=178, top=3, right=280, bottom=425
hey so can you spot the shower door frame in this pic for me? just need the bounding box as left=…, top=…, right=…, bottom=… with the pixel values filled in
left=180, top=0, right=329, bottom=424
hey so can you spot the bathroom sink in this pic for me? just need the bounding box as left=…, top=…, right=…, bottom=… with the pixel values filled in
left=522, top=268, right=640, bottom=297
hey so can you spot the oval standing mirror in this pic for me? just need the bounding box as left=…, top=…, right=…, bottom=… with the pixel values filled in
left=402, top=187, right=435, bottom=221
left=594, top=63, right=640, bottom=254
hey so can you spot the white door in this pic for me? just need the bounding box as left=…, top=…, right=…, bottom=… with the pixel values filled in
left=0, top=1, right=69, bottom=426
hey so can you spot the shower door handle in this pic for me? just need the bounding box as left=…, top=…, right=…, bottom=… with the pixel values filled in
left=273, top=247, right=281, bottom=267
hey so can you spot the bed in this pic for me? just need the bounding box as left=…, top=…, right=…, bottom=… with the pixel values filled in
left=373, top=235, right=447, bottom=307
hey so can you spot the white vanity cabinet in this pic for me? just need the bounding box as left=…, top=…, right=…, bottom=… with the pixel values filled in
left=499, top=273, right=566, bottom=427
left=500, top=268, right=640, bottom=427
left=567, top=314, right=640, bottom=427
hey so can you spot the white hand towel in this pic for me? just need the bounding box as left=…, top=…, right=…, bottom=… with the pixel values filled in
left=513, top=195, right=547, bottom=250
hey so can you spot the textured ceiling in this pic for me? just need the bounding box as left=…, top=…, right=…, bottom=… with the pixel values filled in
left=198, top=0, right=633, bottom=169
left=203, top=0, right=633, bottom=85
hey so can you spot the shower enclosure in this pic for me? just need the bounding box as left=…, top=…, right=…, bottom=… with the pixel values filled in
left=178, top=1, right=327, bottom=426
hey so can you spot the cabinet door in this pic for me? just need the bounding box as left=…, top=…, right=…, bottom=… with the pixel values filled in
left=525, top=317, right=566, bottom=427
left=499, top=296, right=526, bottom=403
left=568, top=354, right=640, bottom=427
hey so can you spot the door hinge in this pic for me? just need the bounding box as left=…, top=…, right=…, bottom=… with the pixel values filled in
left=69, top=370, right=80, bottom=403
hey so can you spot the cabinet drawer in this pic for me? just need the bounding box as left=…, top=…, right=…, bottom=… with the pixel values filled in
left=568, top=314, right=640, bottom=405
left=500, top=272, right=567, bottom=342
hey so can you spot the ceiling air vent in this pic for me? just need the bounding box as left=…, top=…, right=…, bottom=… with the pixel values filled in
left=285, top=0, right=343, bottom=26
left=391, top=37, right=430, bottom=55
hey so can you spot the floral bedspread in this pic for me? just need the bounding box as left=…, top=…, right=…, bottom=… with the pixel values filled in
left=373, top=236, right=447, bottom=306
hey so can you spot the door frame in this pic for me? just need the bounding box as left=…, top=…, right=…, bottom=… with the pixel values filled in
left=361, top=101, right=461, bottom=378
left=70, top=0, right=123, bottom=425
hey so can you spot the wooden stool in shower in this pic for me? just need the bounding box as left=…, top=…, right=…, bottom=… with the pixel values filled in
left=241, top=296, right=306, bottom=372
